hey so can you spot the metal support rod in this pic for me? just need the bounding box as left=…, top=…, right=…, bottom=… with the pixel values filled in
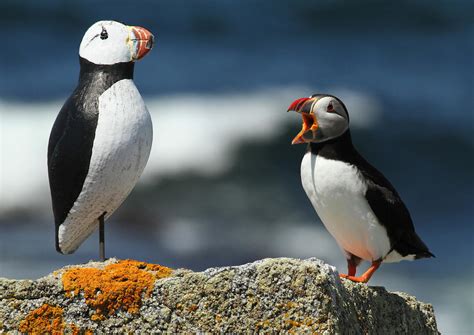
left=99, top=213, right=106, bottom=262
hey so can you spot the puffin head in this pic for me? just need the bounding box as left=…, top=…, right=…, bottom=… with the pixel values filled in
left=79, top=20, right=154, bottom=65
left=287, top=94, right=349, bottom=144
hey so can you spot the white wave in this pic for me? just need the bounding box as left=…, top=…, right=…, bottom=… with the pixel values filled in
left=0, top=87, right=380, bottom=214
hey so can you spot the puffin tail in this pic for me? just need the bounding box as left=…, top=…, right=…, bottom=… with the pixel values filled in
left=55, top=222, right=64, bottom=254
left=415, top=250, right=435, bottom=259
left=395, top=231, right=435, bottom=260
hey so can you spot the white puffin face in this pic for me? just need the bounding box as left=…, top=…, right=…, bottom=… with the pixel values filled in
left=288, top=95, right=349, bottom=144
left=312, top=96, right=349, bottom=141
left=79, top=20, right=154, bottom=65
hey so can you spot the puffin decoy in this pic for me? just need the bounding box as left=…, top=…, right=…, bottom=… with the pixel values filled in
left=288, top=94, right=434, bottom=283
left=47, top=20, right=155, bottom=260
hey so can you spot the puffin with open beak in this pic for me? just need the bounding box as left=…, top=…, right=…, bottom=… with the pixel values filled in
left=288, top=94, right=434, bottom=283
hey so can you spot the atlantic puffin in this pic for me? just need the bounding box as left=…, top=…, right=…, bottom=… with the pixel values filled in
left=47, top=20, right=154, bottom=259
left=288, top=94, right=434, bottom=283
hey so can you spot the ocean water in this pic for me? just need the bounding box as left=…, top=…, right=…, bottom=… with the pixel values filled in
left=1, top=1, right=473, bottom=333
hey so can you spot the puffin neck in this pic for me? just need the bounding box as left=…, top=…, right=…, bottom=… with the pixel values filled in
left=78, top=57, right=134, bottom=84
left=309, top=130, right=355, bottom=160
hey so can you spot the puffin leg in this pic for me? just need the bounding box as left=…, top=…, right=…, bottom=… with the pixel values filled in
left=340, top=260, right=382, bottom=283
left=99, top=212, right=106, bottom=262
left=347, top=260, right=357, bottom=277
left=340, top=254, right=362, bottom=278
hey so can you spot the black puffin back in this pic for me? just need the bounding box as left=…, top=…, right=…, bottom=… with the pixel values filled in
left=310, top=130, right=433, bottom=259
left=47, top=58, right=134, bottom=250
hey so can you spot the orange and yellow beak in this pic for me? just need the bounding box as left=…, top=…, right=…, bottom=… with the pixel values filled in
left=128, top=26, right=154, bottom=61
left=287, top=97, right=319, bottom=145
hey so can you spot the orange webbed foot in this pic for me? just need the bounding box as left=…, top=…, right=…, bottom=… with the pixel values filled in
left=339, top=273, right=371, bottom=283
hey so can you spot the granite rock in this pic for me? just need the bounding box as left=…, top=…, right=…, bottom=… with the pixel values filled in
left=0, top=257, right=438, bottom=334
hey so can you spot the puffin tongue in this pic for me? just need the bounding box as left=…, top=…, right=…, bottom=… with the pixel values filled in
left=291, top=113, right=317, bottom=145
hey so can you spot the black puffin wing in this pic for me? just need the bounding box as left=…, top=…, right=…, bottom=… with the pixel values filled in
left=355, top=154, right=432, bottom=256
left=47, top=93, right=98, bottom=226
left=364, top=176, right=414, bottom=244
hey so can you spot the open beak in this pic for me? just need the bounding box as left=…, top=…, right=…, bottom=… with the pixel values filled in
left=287, top=97, right=319, bottom=145
left=128, top=26, right=154, bottom=61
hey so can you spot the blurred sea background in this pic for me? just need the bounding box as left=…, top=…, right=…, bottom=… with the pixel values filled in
left=0, top=0, right=473, bottom=332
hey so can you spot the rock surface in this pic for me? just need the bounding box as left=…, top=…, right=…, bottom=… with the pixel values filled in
left=0, top=257, right=438, bottom=334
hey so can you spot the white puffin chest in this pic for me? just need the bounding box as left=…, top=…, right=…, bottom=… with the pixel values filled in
left=91, top=78, right=153, bottom=194
left=58, top=79, right=153, bottom=254
left=300, top=152, right=391, bottom=261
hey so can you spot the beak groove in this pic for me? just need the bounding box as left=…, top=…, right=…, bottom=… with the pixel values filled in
left=287, top=97, right=311, bottom=113
left=129, top=26, right=154, bottom=61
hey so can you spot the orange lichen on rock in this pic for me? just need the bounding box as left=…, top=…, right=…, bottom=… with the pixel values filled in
left=18, top=304, right=65, bottom=334
left=69, top=323, right=93, bottom=335
left=18, top=303, right=91, bottom=334
left=62, top=259, right=172, bottom=320
left=70, top=323, right=79, bottom=335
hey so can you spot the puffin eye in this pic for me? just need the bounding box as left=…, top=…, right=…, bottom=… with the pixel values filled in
left=327, top=102, right=335, bottom=112
left=100, top=27, right=108, bottom=40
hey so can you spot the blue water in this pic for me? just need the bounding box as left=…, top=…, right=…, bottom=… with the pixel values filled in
left=1, top=1, right=473, bottom=333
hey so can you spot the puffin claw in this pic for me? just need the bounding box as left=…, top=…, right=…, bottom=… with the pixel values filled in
left=339, top=260, right=382, bottom=283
